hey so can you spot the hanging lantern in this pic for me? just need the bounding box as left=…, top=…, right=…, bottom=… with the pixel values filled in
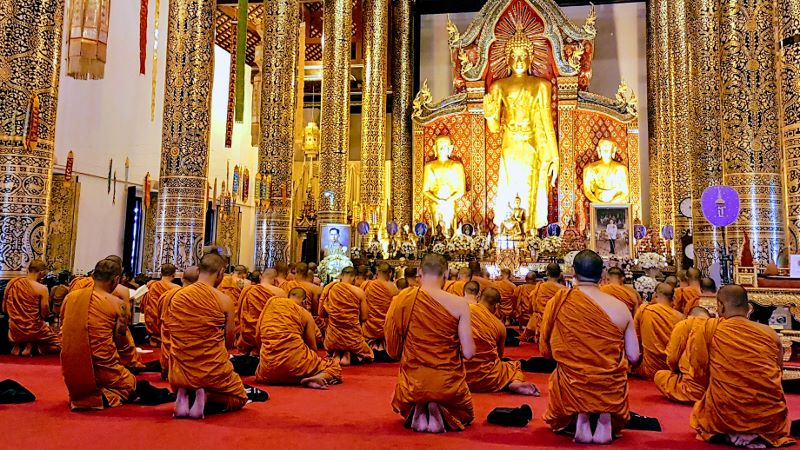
left=67, top=0, right=111, bottom=80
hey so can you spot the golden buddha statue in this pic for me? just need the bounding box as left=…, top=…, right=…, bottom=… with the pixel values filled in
left=582, top=139, right=630, bottom=204
left=302, top=122, right=320, bottom=157
left=422, top=135, right=466, bottom=230
left=484, top=22, right=559, bottom=232
left=500, top=210, right=524, bottom=239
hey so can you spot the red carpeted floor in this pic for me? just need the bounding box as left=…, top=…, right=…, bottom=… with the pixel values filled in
left=1, top=342, right=798, bottom=449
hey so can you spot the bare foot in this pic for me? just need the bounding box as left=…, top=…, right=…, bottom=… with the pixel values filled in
left=174, top=388, right=190, bottom=418
left=592, top=413, right=613, bottom=445
left=426, top=402, right=446, bottom=433
left=189, top=388, right=206, bottom=419
left=300, top=374, right=330, bottom=390
left=727, top=434, right=762, bottom=448
left=574, top=413, right=592, bottom=444
left=340, top=352, right=351, bottom=366
left=20, top=342, right=33, bottom=357
left=411, top=403, right=429, bottom=432
left=508, top=381, right=541, bottom=396
left=10, top=344, right=21, bottom=356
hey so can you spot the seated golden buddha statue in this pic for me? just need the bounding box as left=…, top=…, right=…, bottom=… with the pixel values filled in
left=582, top=139, right=630, bottom=204
left=422, top=135, right=466, bottom=230
left=500, top=195, right=526, bottom=238
left=302, top=122, right=320, bottom=156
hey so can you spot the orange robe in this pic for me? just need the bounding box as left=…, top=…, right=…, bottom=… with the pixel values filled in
left=540, top=289, right=629, bottom=435
left=164, top=283, right=247, bottom=411
left=386, top=287, right=473, bottom=430
left=600, top=284, right=640, bottom=315
left=673, top=286, right=700, bottom=315
left=60, top=289, right=136, bottom=410
left=143, top=279, right=177, bottom=341
left=689, top=317, right=793, bottom=447
left=68, top=276, right=94, bottom=292
left=255, top=297, right=341, bottom=384
left=280, top=280, right=313, bottom=311
left=158, top=287, right=181, bottom=378
left=235, top=285, right=276, bottom=354
left=3, top=277, right=60, bottom=347
left=218, top=275, right=244, bottom=328
left=633, top=303, right=684, bottom=380
left=515, top=283, right=538, bottom=327
left=465, top=303, right=524, bottom=392
left=654, top=316, right=708, bottom=403
left=473, top=276, right=492, bottom=293
left=444, top=280, right=466, bottom=297
left=525, top=281, right=564, bottom=334
left=321, top=282, right=373, bottom=362
left=361, top=280, right=396, bottom=347
left=493, top=279, right=517, bottom=321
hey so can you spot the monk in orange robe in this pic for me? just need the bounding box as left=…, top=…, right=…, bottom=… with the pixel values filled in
left=158, top=266, right=199, bottom=380
left=386, top=253, right=475, bottom=433
left=494, top=268, right=518, bottom=325
left=689, top=285, right=794, bottom=448
left=362, top=262, right=400, bottom=355
left=632, top=283, right=684, bottom=380
left=255, top=287, right=342, bottom=388
left=403, top=267, right=420, bottom=288
left=61, top=259, right=136, bottom=410
left=163, top=253, right=248, bottom=419
left=684, top=276, right=716, bottom=316
left=355, top=265, right=371, bottom=289
left=395, top=277, right=409, bottom=291
left=541, top=250, right=639, bottom=444
left=320, top=266, right=373, bottom=365
left=522, top=263, right=564, bottom=341
left=515, top=272, right=538, bottom=328
left=600, top=267, right=641, bottom=315
left=275, top=261, right=290, bottom=287
left=4, top=259, right=60, bottom=355
left=468, top=260, right=492, bottom=292
left=444, top=267, right=472, bottom=297
left=142, top=263, right=180, bottom=345
left=466, top=287, right=539, bottom=395
left=279, top=262, right=322, bottom=319
left=69, top=274, right=94, bottom=292
left=218, top=265, right=250, bottom=328
left=674, top=268, right=701, bottom=315
left=654, top=306, right=710, bottom=403
left=463, top=281, right=480, bottom=304
left=235, top=268, right=287, bottom=355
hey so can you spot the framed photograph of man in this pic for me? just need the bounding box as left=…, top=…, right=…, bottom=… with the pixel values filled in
left=590, top=204, right=633, bottom=258
left=320, top=224, right=351, bottom=258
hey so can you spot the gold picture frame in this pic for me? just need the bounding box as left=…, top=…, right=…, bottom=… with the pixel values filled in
left=589, top=203, right=634, bottom=259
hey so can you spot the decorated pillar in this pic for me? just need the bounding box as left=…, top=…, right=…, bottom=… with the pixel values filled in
left=778, top=0, right=800, bottom=253
left=654, top=0, right=675, bottom=254
left=719, top=0, right=785, bottom=263
left=254, top=0, right=300, bottom=268
left=645, top=0, right=661, bottom=232
left=0, top=0, right=65, bottom=278
left=318, top=0, right=352, bottom=225
left=391, top=0, right=414, bottom=226
left=154, top=0, right=215, bottom=268
left=360, top=0, right=388, bottom=234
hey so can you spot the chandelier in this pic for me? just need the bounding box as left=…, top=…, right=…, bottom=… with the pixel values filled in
left=67, top=0, right=111, bottom=80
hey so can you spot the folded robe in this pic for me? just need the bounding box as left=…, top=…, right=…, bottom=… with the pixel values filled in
left=600, top=284, right=640, bottom=316
left=493, top=279, right=518, bottom=321
left=673, top=287, right=700, bottom=315
left=236, top=285, right=277, bottom=354
left=385, top=287, right=474, bottom=431
left=143, top=279, right=177, bottom=340
left=525, top=281, right=564, bottom=335
left=362, top=280, right=397, bottom=347
left=3, top=277, right=60, bottom=348
left=322, top=282, right=373, bottom=362
left=515, top=283, right=538, bottom=327
left=540, top=288, right=629, bottom=436
left=68, top=276, right=94, bottom=292
left=654, top=316, right=707, bottom=403
left=689, top=317, right=794, bottom=447
left=465, top=303, right=524, bottom=393
left=633, top=303, right=684, bottom=380
left=158, top=287, right=181, bottom=379
left=444, top=280, right=466, bottom=297
left=164, top=282, right=247, bottom=412
left=255, top=297, right=341, bottom=384
left=218, top=276, right=245, bottom=331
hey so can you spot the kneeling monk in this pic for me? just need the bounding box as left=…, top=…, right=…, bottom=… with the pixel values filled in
left=386, top=253, right=475, bottom=433
left=236, top=269, right=287, bottom=355
left=632, top=283, right=684, bottom=380
left=654, top=307, right=710, bottom=403
left=600, top=267, right=640, bottom=315
left=320, top=267, right=373, bottom=365
left=163, top=253, right=247, bottom=419
left=362, top=262, right=400, bottom=355
left=522, top=263, right=564, bottom=341
left=465, top=287, right=539, bottom=395
left=61, top=259, right=136, bottom=410
left=142, top=263, right=180, bottom=345
left=541, top=250, right=639, bottom=444
left=4, top=259, right=60, bottom=355
left=689, top=285, right=793, bottom=448
left=255, top=288, right=341, bottom=388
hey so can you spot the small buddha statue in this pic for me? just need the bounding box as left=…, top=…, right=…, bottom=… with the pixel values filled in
left=582, top=139, right=630, bottom=204
left=302, top=122, right=321, bottom=157
left=509, top=195, right=526, bottom=235
left=500, top=211, right=524, bottom=238
left=422, top=135, right=466, bottom=231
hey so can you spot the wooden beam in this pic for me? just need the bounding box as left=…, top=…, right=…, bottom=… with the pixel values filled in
left=218, top=5, right=260, bottom=37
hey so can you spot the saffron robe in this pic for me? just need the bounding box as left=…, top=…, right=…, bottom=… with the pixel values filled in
left=673, top=286, right=700, bottom=315
left=654, top=316, right=707, bottom=403
left=465, top=303, right=524, bottom=392
left=255, top=297, right=341, bottom=384
left=61, top=289, right=136, bottom=410
left=472, top=276, right=492, bottom=293
left=218, top=276, right=245, bottom=330
left=515, top=283, right=538, bottom=327
left=525, top=281, right=564, bottom=334
left=68, top=276, right=94, bottom=292
left=362, top=279, right=397, bottom=347
left=540, top=289, right=630, bottom=435
left=385, top=287, right=474, bottom=430
left=633, top=303, right=684, bottom=380
left=600, top=284, right=640, bottom=315
left=164, top=283, right=247, bottom=411
left=3, top=277, right=60, bottom=347
left=158, top=287, right=181, bottom=378
left=493, top=278, right=518, bottom=321
left=320, top=282, right=373, bottom=361
left=235, top=284, right=278, bottom=354
left=444, top=280, right=466, bottom=297
left=143, top=279, right=177, bottom=341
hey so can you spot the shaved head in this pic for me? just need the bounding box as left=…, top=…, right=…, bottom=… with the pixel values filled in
left=421, top=253, right=448, bottom=277
left=458, top=267, right=473, bottom=281
left=525, top=271, right=537, bottom=283
left=717, top=284, right=749, bottom=317
left=700, top=277, right=717, bottom=294
left=396, top=278, right=409, bottom=290
left=607, top=267, right=624, bottom=280
left=161, top=263, right=177, bottom=277
left=546, top=262, right=562, bottom=279
left=263, top=268, right=277, bottom=279
left=288, top=287, right=306, bottom=302
left=93, top=259, right=121, bottom=282
left=199, top=253, right=226, bottom=274
left=687, top=268, right=701, bottom=283
left=464, top=280, right=480, bottom=296
left=276, top=262, right=289, bottom=277
left=234, top=265, right=248, bottom=276
left=573, top=250, right=603, bottom=283
left=182, top=266, right=200, bottom=285
left=480, top=287, right=501, bottom=307
left=664, top=276, right=678, bottom=287
left=688, top=306, right=711, bottom=318
left=377, top=262, right=392, bottom=280
left=655, top=282, right=675, bottom=301
left=28, top=259, right=47, bottom=274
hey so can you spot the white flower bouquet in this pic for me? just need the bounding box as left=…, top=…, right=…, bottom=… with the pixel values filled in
left=634, top=275, right=658, bottom=299
left=474, top=235, right=488, bottom=251
left=638, top=252, right=667, bottom=270
left=400, top=241, right=416, bottom=256
left=431, top=242, right=446, bottom=255
left=319, top=254, right=353, bottom=283
left=368, top=240, right=382, bottom=254
left=526, top=235, right=541, bottom=252
left=451, top=234, right=473, bottom=253
left=539, top=236, right=562, bottom=255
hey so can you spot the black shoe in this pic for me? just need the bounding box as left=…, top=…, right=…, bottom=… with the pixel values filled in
left=487, top=404, right=534, bottom=427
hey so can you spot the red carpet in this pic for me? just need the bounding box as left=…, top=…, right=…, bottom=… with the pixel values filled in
left=1, top=342, right=798, bottom=449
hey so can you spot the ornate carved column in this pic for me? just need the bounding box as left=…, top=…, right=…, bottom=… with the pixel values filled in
left=0, top=0, right=65, bottom=278
left=654, top=0, right=675, bottom=254
left=719, top=0, right=785, bottom=263
left=360, top=0, right=388, bottom=234
left=318, top=0, right=352, bottom=225
left=688, top=0, right=723, bottom=274
left=154, top=0, right=215, bottom=268
left=646, top=0, right=661, bottom=232
left=391, top=0, right=414, bottom=226
left=778, top=0, right=800, bottom=253
left=254, top=0, right=300, bottom=269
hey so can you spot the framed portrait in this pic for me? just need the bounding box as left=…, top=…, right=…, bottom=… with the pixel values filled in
left=590, top=204, right=633, bottom=259
left=319, top=224, right=351, bottom=259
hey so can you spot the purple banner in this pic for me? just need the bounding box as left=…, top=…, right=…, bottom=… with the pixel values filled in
left=357, top=221, right=370, bottom=235
left=701, top=185, right=740, bottom=227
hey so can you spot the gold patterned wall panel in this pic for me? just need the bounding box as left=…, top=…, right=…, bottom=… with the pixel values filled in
left=655, top=0, right=674, bottom=252
left=556, top=77, right=578, bottom=227
left=0, top=0, right=65, bottom=278
left=646, top=0, right=661, bottom=231
left=391, top=0, right=413, bottom=226
left=217, top=207, right=241, bottom=266
left=45, top=175, right=79, bottom=272
left=778, top=0, right=800, bottom=253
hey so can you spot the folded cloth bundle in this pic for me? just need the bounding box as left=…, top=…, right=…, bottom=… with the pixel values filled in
left=230, top=355, right=260, bottom=377
left=487, top=404, right=533, bottom=427
left=135, top=380, right=176, bottom=405
left=625, top=412, right=662, bottom=432
left=0, top=379, right=35, bottom=404
left=519, top=357, right=557, bottom=373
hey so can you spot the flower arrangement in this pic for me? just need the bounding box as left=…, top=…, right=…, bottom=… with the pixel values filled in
left=446, top=240, right=456, bottom=254
left=451, top=233, right=473, bottom=253
left=526, top=235, right=541, bottom=252
left=634, top=275, right=658, bottom=299
left=539, top=236, right=563, bottom=255
left=319, top=253, right=353, bottom=283
left=368, top=240, right=382, bottom=255
left=637, top=252, right=667, bottom=270
left=431, top=242, right=446, bottom=255
left=563, top=250, right=579, bottom=267
left=400, top=241, right=416, bottom=257
left=474, top=235, right=488, bottom=252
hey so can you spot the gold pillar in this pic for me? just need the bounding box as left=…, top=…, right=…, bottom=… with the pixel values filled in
left=655, top=0, right=675, bottom=253
left=688, top=0, right=723, bottom=274
left=154, top=0, right=214, bottom=268
left=254, top=0, right=300, bottom=268
left=719, top=0, right=785, bottom=263
left=778, top=0, right=800, bottom=253
left=360, top=0, right=388, bottom=232
left=391, top=0, right=413, bottom=226
left=646, top=0, right=661, bottom=232
left=0, top=0, right=65, bottom=278
left=318, top=0, right=352, bottom=225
